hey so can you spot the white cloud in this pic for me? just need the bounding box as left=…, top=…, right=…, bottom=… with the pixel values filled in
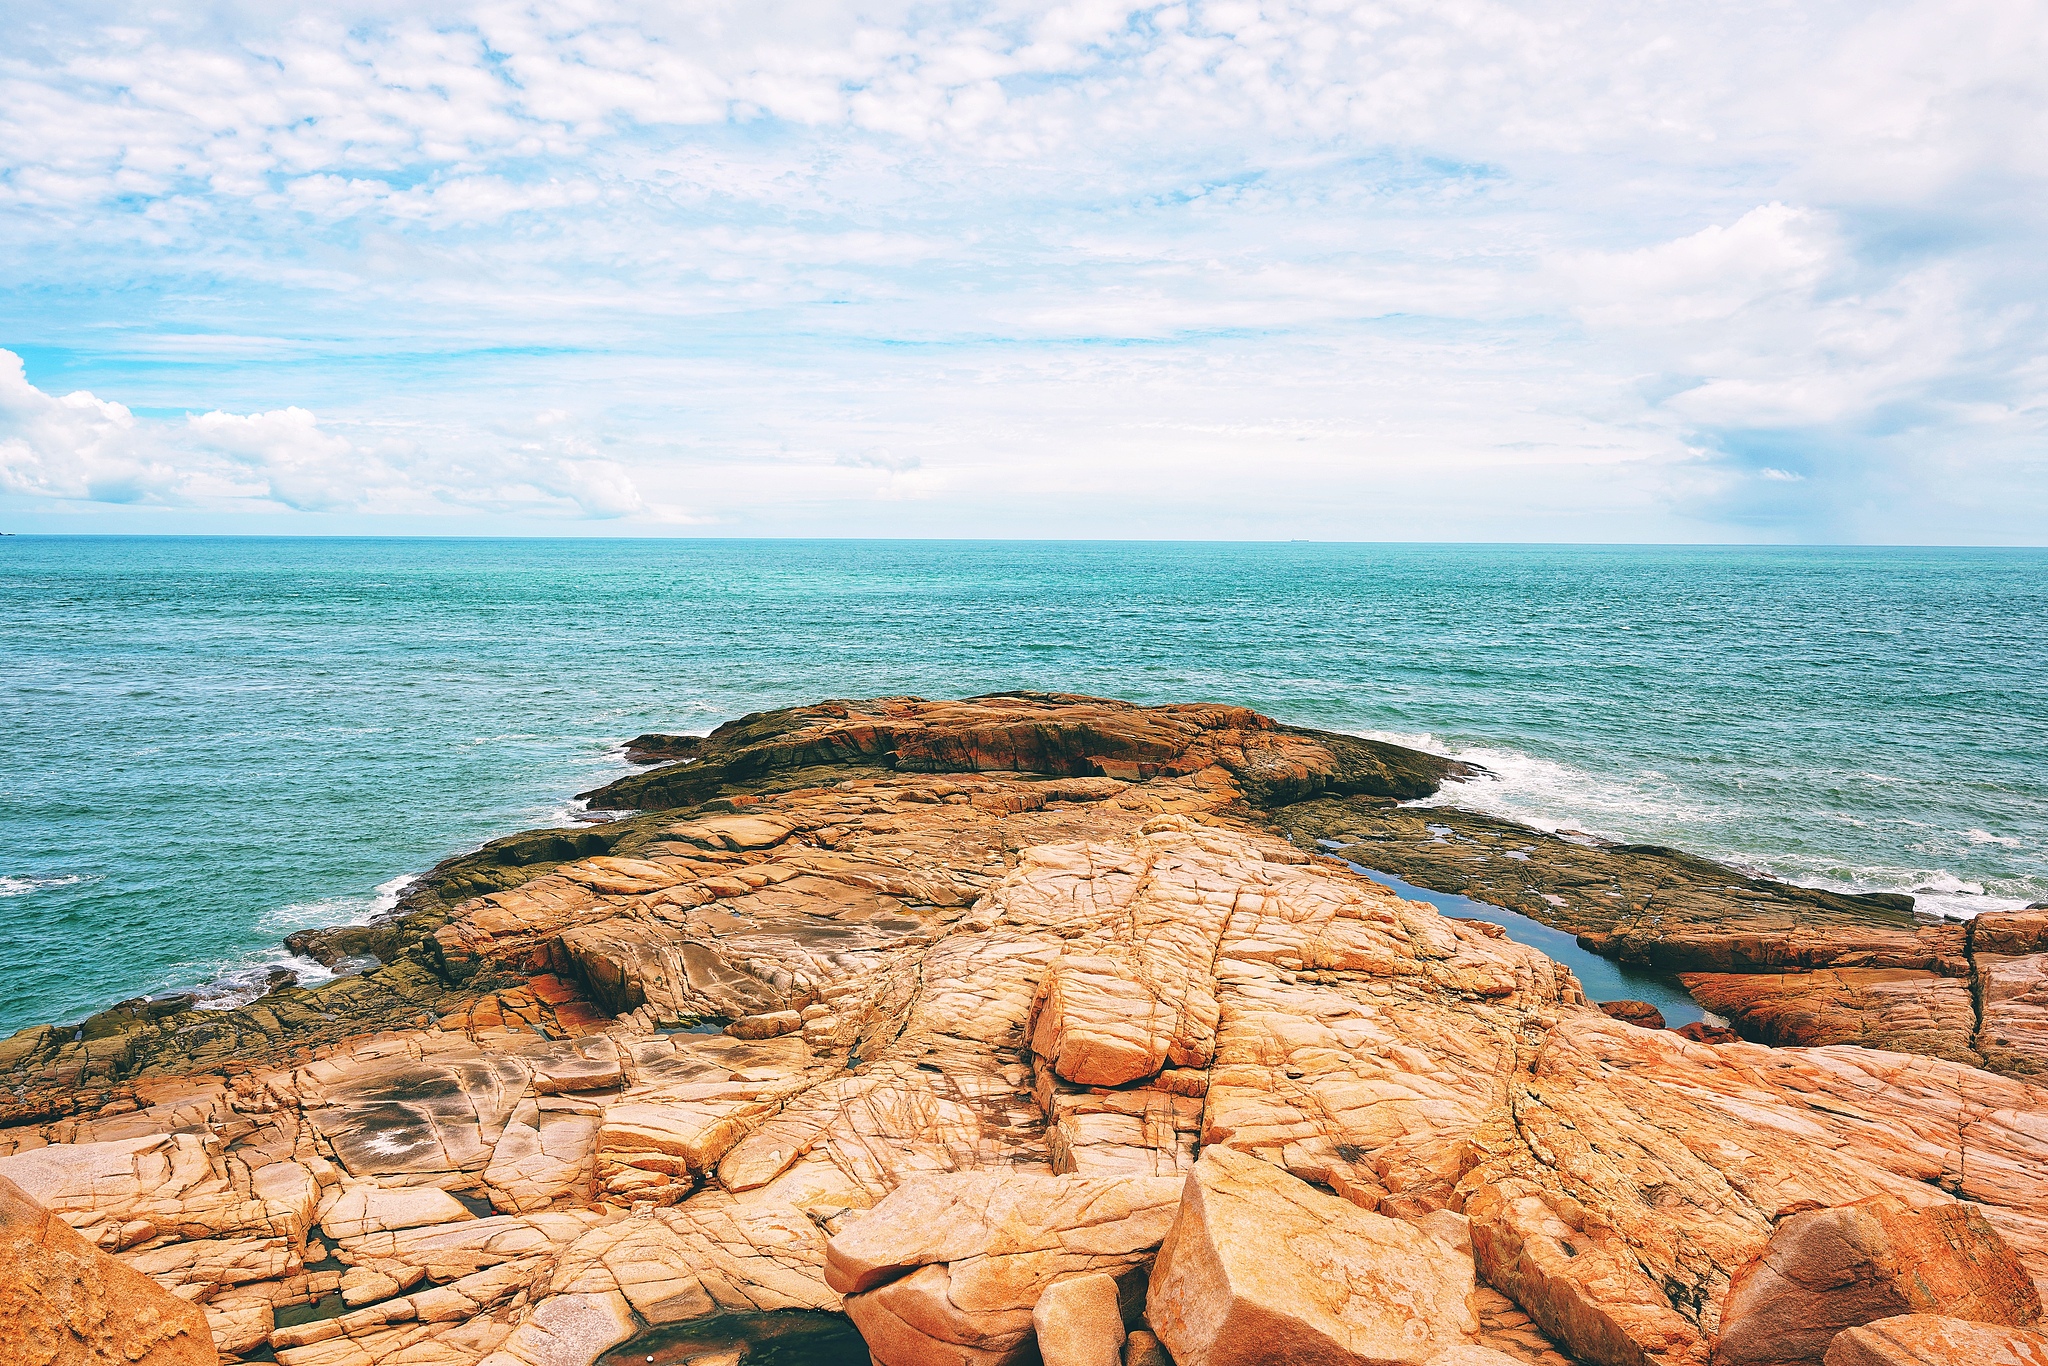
left=0, top=351, right=168, bottom=503
left=0, top=350, right=656, bottom=521
left=187, top=406, right=366, bottom=511
left=0, top=0, right=2043, bottom=539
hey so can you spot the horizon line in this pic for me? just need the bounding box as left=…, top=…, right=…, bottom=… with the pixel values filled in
left=4, top=533, right=2044, bottom=551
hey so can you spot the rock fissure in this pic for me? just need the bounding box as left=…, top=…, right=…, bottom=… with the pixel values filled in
left=6, top=695, right=2048, bottom=1366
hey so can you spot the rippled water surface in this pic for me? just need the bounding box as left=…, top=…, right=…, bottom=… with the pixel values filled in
left=3, top=538, right=2043, bottom=1034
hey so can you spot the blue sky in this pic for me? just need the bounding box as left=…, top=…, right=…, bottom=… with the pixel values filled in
left=2, top=0, right=2043, bottom=540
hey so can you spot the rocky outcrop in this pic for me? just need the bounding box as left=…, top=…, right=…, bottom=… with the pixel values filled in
left=825, top=1170, right=1180, bottom=1366
left=1146, top=1144, right=1482, bottom=1365
left=579, top=693, right=1476, bottom=813
left=1598, top=1000, right=1667, bottom=1030
left=1822, top=1315, right=2048, bottom=1366
left=1277, top=799, right=2048, bottom=1074
left=0, top=1170, right=219, bottom=1365
left=1714, top=1195, right=2040, bottom=1364
left=3, top=694, right=2048, bottom=1366
left=1976, top=913, right=2048, bottom=1078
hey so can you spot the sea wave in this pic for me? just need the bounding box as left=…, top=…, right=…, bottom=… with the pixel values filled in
left=180, top=873, right=423, bottom=1010
left=1356, top=729, right=2043, bottom=919
left=1362, top=731, right=1727, bottom=834
left=0, top=872, right=100, bottom=898
left=257, top=873, right=417, bottom=934
left=188, top=948, right=339, bottom=1011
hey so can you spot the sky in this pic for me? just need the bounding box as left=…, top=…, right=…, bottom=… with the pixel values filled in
left=1, top=0, right=2044, bottom=541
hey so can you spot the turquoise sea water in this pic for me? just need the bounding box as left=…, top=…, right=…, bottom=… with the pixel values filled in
left=2, top=537, right=2044, bottom=1036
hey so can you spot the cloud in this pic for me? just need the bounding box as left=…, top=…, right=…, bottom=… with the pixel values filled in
left=0, top=350, right=655, bottom=521
left=0, top=1, right=2043, bottom=540
left=837, top=448, right=921, bottom=473
left=0, top=350, right=167, bottom=503
left=187, top=406, right=366, bottom=510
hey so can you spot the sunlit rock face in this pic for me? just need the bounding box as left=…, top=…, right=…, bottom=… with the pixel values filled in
left=3, top=694, right=2047, bottom=1366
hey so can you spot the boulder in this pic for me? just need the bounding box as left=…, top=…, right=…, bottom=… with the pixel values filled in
left=1598, top=1000, right=1667, bottom=1030
left=1146, top=1145, right=1480, bottom=1366
left=726, top=1010, right=803, bottom=1040
left=1823, top=1315, right=2048, bottom=1366
left=0, top=1171, right=218, bottom=1366
left=1033, top=1273, right=1128, bottom=1366
left=1124, top=1330, right=1173, bottom=1366
left=1715, top=1195, right=2042, bottom=1365
left=827, top=1171, right=1182, bottom=1366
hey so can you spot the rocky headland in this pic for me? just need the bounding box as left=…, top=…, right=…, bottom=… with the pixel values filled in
left=5, top=693, right=2048, bottom=1366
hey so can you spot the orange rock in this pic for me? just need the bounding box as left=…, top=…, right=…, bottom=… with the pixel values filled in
left=1823, top=1314, right=2048, bottom=1366
left=1032, top=1273, right=1127, bottom=1366
left=828, top=1171, right=1181, bottom=1366
left=0, top=1171, right=218, bottom=1366
left=1598, top=1000, right=1667, bottom=1030
left=1147, top=1145, right=1481, bottom=1366
left=1714, top=1196, right=2041, bottom=1365
left=1680, top=970, right=1979, bottom=1064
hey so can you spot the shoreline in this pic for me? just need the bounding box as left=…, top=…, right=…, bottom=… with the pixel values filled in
left=6, top=693, right=2048, bottom=1366
left=32, top=707, right=2035, bottom=1053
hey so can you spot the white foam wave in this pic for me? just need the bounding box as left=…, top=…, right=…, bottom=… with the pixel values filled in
left=1352, top=729, right=2044, bottom=920
left=257, top=874, right=416, bottom=933
left=1363, top=731, right=1725, bottom=836
left=0, top=873, right=99, bottom=898
left=188, top=947, right=337, bottom=1011
left=193, top=874, right=419, bottom=1010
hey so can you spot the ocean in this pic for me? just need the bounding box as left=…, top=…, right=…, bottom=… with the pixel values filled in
left=2, top=537, right=2043, bottom=1036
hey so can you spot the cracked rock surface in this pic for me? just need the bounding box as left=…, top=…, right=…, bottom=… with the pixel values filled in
left=2, top=694, right=2046, bottom=1366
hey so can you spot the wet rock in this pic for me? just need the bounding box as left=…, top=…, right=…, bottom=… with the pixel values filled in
left=0, top=1171, right=217, bottom=1365
left=1146, top=1145, right=1481, bottom=1366
left=1599, top=1000, right=1668, bottom=1030
left=1675, top=1019, right=1739, bottom=1043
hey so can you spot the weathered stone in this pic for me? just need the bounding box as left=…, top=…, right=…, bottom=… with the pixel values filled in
left=829, top=1170, right=1181, bottom=1366
left=1033, top=1272, right=1127, bottom=1366
left=726, top=1010, right=804, bottom=1040
left=321, top=1184, right=475, bottom=1241
left=1823, top=1314, right=2048, bottom=1366
left=1714, top=1195, right=2041, bottom=1365
left=0, top=1171, right=218, bottom=1366
left=475, top=1290, right=637, bottom=1366
left=1681, top=970, right=1979, bottom=1063
left=8, top=694, right=2048, bottom=1366
left=1598, top=1000, right=1667, bottom=1030
left=1147, top=1145, right=1480, bottom=1366
left=1123, top=1330, right=1173, bottom=1366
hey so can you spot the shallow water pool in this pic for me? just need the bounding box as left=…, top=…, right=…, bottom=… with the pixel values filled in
left=1346, top=864, right=1708, bottom=1027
